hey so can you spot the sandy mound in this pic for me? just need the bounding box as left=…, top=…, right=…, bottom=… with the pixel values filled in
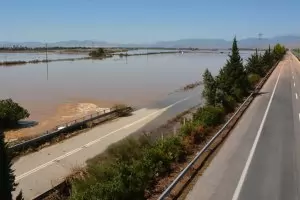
left=5, top=102, right=111, bottom=141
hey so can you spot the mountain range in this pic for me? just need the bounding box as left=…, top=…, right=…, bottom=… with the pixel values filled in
left=1, top=35, right=300, bottom=49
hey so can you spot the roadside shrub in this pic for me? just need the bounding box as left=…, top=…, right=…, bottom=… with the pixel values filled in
left=273, top=43, right=286, bottom=60
left=106, top=138, right=142, bottom=161
left=193, top=106, right=225, bottom=127
left=87, top=137, right=145, bottom=166
left=114, top=104, right=133, bottom=117
left=0, top=99, right=29, bottom=129
left=232, top=87, right=245, bottom=102
left=180, top=120, right=195, bottom=136
left=140, top=136, right=185, bottom=177
left=70, top=162, right=126, bottom=200
left=225, top=95, right=237, bottom=113
left=189, top=124, right=207, bottom=144
left=70, top=136, right=185, bottom=200
left=248, top=73, right=261, bottom=87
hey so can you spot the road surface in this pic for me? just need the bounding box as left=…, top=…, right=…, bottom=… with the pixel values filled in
left=13, top=89, right=200, bottom=199
left=186, top=52, right=300, bottom=200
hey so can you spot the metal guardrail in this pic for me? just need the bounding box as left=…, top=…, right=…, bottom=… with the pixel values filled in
left=9, top=106, right=132, bottom=152
left=158, top=61, right=279, bottom=200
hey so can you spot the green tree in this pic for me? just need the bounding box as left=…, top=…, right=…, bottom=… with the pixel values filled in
left=202, top=69, right=217, bottom=106
left=217, top=37, right=249, bottom=101
left=0, top=131, right=17, bottom=200
left=215, top=89, right=237, bottom=113
left=245, top=49, right=264, bottom=76
left=89, top=48, right=106, bottom=58
left=273, top=43, right=286, bottom=60
left=0, top=99, right=29, bottom=129
left=261, top=45, right=274, bottom=73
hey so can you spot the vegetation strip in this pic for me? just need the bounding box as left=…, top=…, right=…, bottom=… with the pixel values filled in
left=158, top=62, right=279, bottom=200
left=0, top=56, right=110, bottom=67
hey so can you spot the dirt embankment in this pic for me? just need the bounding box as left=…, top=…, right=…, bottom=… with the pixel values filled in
left=4, top=101, right=114, bottom=142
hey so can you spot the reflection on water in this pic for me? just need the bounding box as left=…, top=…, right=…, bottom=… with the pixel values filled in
left=0, top=51, right=254, bottom=120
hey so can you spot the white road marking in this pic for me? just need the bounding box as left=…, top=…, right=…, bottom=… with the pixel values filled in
left=15, top=96, right=192, bottom=181
left=294, top=82, right=296, bottom=87
left=232, top=66, right=282, bottom=200
left=293, top=75, right=295, bottom=79
left=296, top=93, right=299, bottom=100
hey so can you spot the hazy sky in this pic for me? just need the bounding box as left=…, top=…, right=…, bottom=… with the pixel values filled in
left=1, top=0, right=299, bottom=43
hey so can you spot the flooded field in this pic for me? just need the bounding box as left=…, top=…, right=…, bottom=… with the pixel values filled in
left=1, top=51, right=254, bottom=140
left=0, top=52, right=85, bottom=62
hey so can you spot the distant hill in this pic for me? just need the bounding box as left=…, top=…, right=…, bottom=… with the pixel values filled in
left=152, top=39, right=229, bottom=48
left=1, top=35, right=300, bottom=49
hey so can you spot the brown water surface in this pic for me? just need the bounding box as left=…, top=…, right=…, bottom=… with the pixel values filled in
left=0, top=51, right=253, bottom=139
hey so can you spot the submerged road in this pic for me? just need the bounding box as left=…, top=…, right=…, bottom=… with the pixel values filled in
left=187, top=52, right=300, bottom=200
left=13, top=89, right=200, bottom=199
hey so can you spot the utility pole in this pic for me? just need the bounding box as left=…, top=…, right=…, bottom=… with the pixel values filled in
left=45, top=43, right=49, bottom=80
left=258, top=33, right=263, bottom=40
left=46, top=62, right=49, bottom=80
left=45, top=43, right=48, bottom=62
left=258, top=33, right=263, bottom=50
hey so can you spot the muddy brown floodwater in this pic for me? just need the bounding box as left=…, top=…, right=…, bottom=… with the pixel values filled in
left=0, top=51, right=254, bottom=140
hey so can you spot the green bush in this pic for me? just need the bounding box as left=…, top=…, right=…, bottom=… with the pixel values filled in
left=70, top=162, right=129, bottom=200
left=224, top=95, right=237, bottom=113
left=89, top=48, right=106, bottom=58
left=0, top=99, right=29, bottom=129
left=232, top=87, right=245, bottom=102
left=217, top=94, right=237, bottom=113
left=248, top=73, right=261, bottom=87
left=70, top=136, right=185, bottom=200
left=180, top=120, right=195, bottom=136
left=193, top=106, right=225, bottom=127
left=245, top=49, right=264, bottom=77
left=273, top=43, right=286, bottom=60
left=87, top=137, right=147, bottom=166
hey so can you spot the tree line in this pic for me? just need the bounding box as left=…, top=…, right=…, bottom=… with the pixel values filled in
left=202, top=39, right=286, bottom=111
left=0, top=46, right=91, bottom=51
